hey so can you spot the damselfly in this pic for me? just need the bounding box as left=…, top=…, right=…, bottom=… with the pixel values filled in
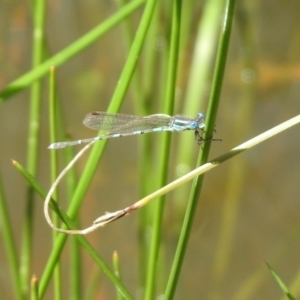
left=48, top=111, right=206, bottom=149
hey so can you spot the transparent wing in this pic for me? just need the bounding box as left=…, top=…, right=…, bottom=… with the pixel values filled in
left=83, top=112, right=172, bottom=133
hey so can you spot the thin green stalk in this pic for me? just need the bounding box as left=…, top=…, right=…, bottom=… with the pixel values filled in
left=69, top=217, right=82, bottom=299
left=145, top=1, right=182, bottom=299
left=65, top=145, right=81, bottom=299
left=164, top=0, right=236, bottom=298
left=49, top=67, right=58, bottom=219
left=112, top=251, right=125, bottom=300
left=49, top=67, right=62, bottom=300
left=12, top=160, right=134, bottom=300
left=30, top=275, right=39, bottom=300
left=0, top=0, right=145, bottom=101
left=211, top=4, right=258, bottom=296
left=20, top=0, right=45, bottom=295
left=204, top=0, right=236, bottom=132
left=0, top=179, right=24, bottom=300
left=137, top=5, right=160, bottom=291
left=266, top=261, right=296, bottom=300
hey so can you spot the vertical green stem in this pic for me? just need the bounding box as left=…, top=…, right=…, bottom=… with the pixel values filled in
left=30, top=275, right=39, bottom=300
left=65, top=147, right=81, bottom=299
left=144, top=0, right=182, bottom=299
left=112, top=251, right=125, bottom=300
left=20, top=0, right=45, bottom=295
left=211, top=5, right=257, bottom=296
left=49, top=67, right=62, bottom=299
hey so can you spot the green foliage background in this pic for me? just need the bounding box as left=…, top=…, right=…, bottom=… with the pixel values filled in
left=0, top=0, right=299, bottom=299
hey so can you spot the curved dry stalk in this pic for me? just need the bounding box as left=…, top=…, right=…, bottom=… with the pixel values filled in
left=44, top=114, right=300, bottom=234
left=44, top=141, right=101, bottom=234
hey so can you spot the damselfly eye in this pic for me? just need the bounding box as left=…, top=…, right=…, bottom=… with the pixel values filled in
left=197, top=112, right=205, bottom=120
